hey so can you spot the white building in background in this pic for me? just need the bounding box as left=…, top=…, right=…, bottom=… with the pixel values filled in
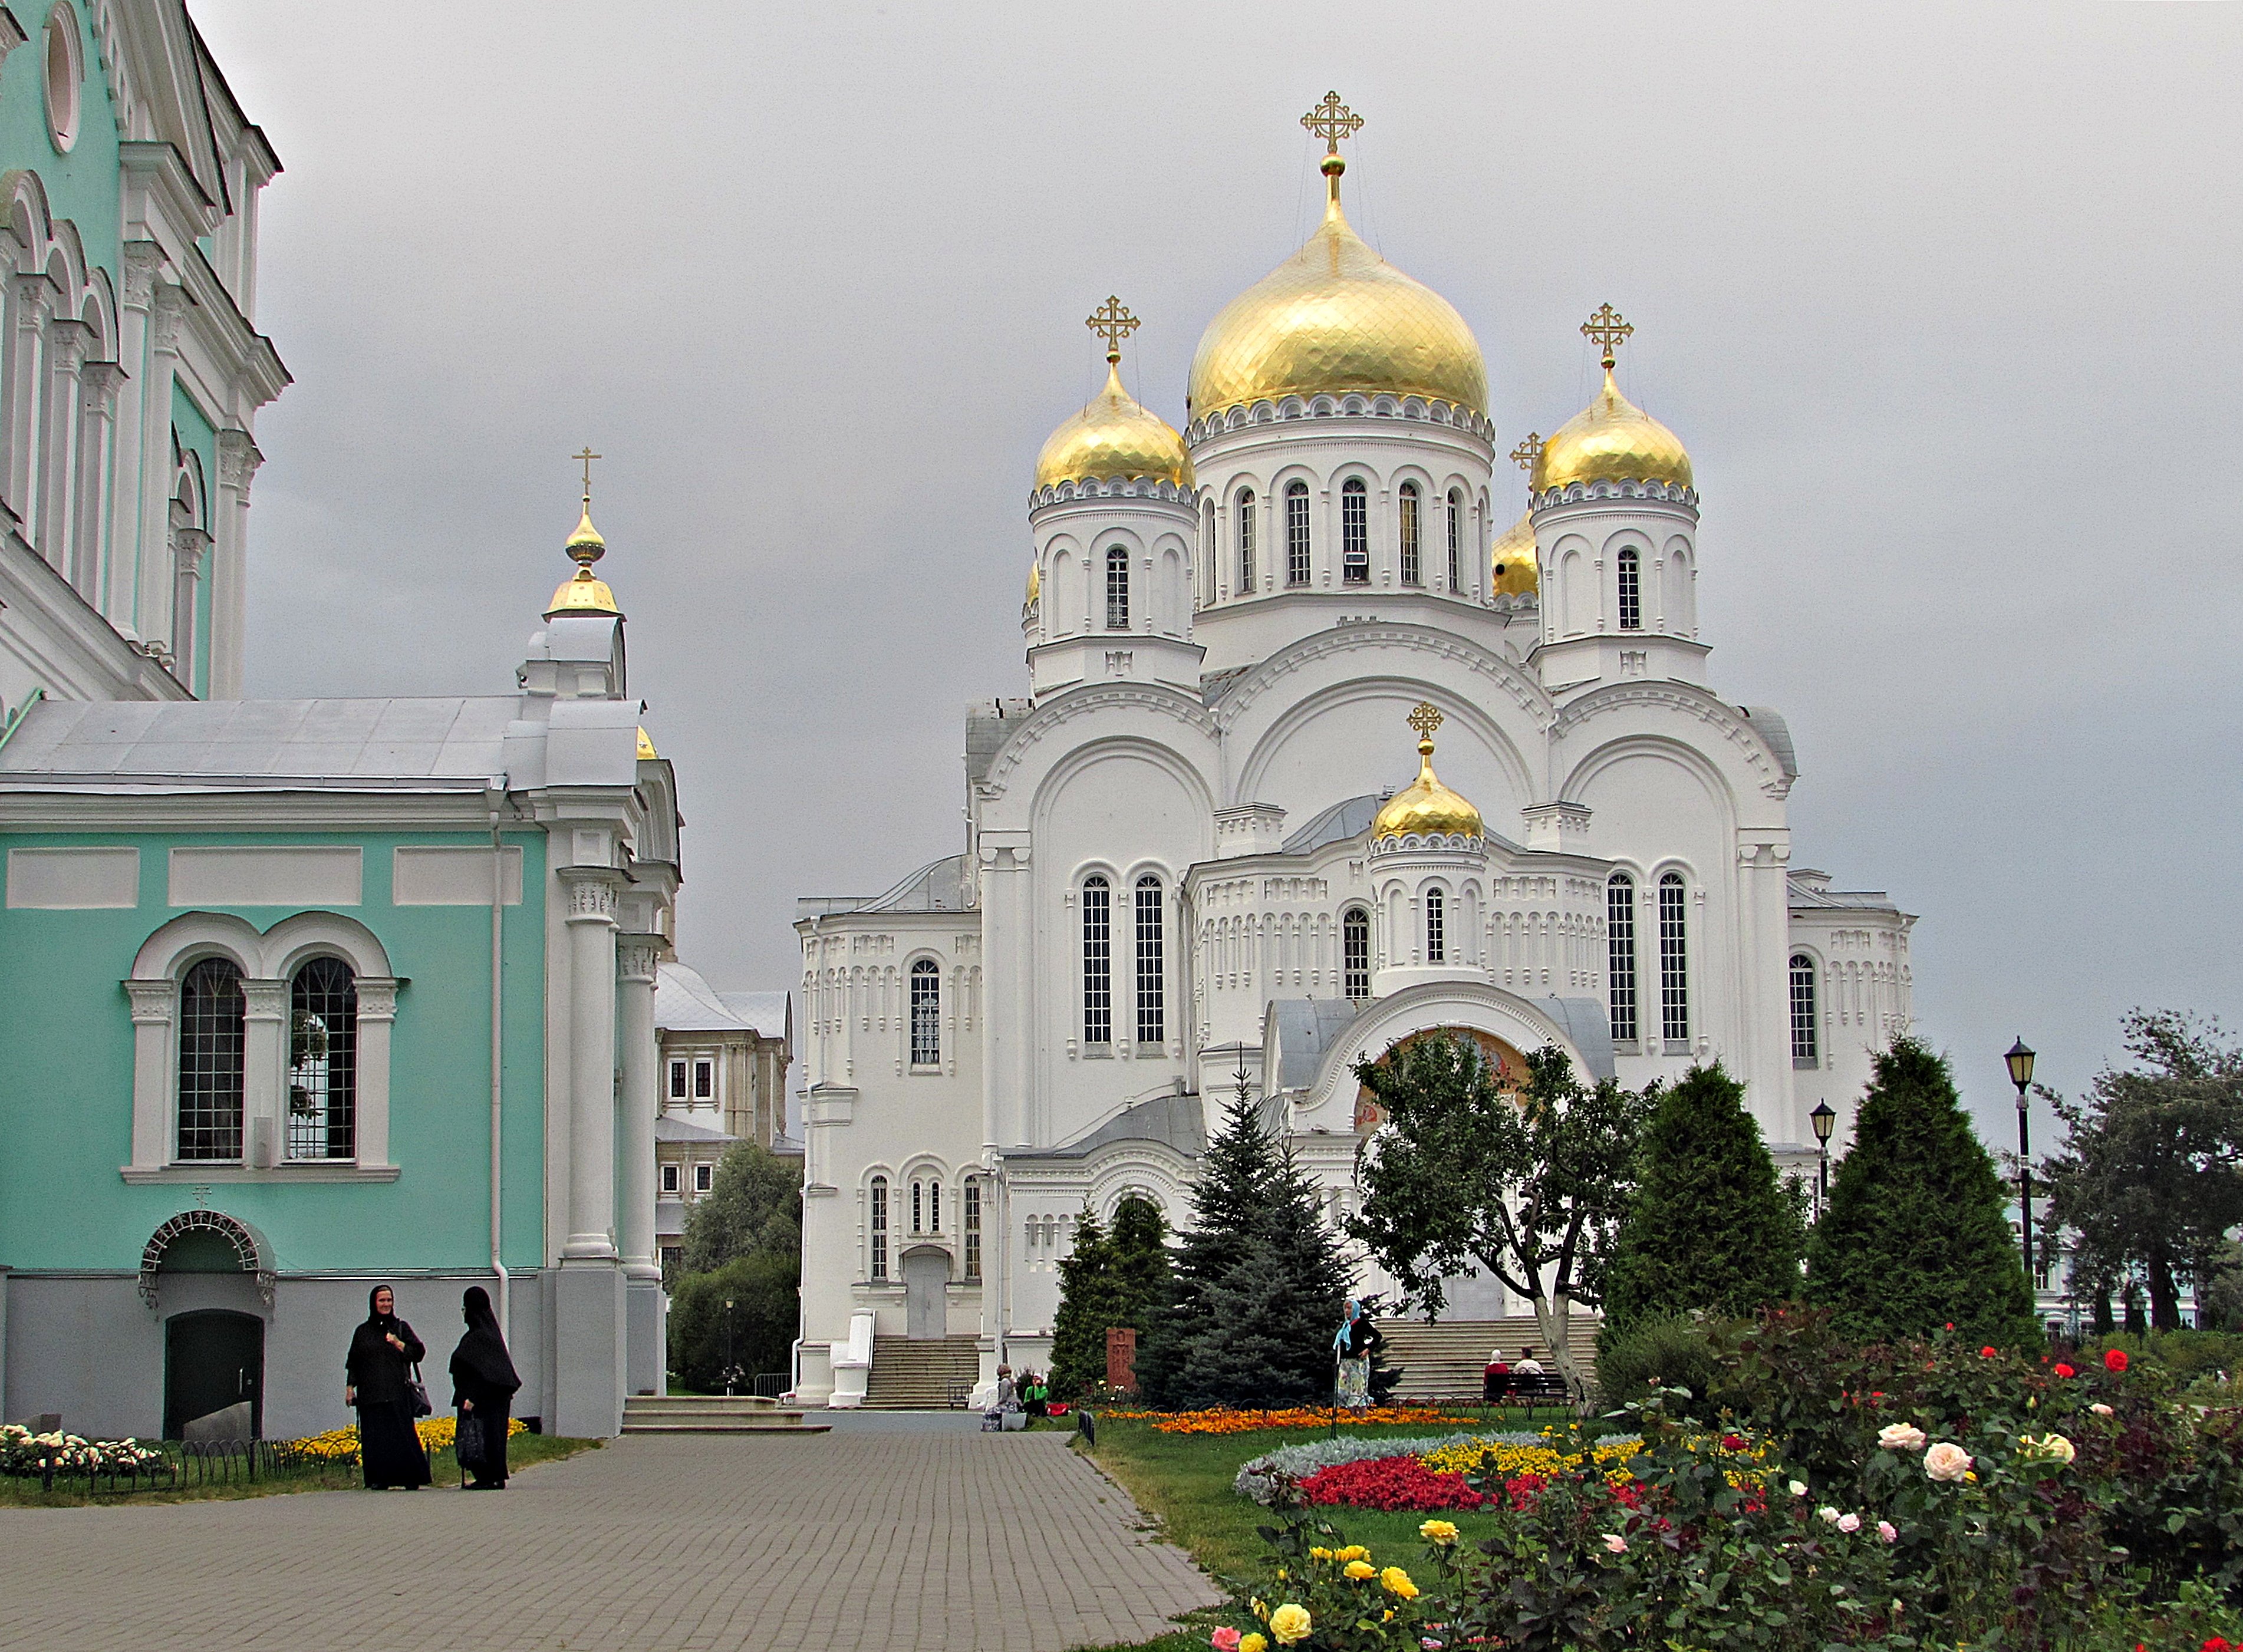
left=653, top=961, right=792, bottom=1275
left=793, top=103, right=1913, bottom=1403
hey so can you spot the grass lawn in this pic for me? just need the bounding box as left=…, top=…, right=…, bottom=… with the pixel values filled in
left=0, top=1433, right=600, bottom=1508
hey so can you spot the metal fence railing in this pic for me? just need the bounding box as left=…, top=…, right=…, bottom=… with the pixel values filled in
left=749, top=1373, right=789, bottom=1399
left=5, top=1438, right=363, bottom=1498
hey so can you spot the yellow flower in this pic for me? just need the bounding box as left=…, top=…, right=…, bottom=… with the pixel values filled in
left=1344, top=1561, right=1376, bottom=1580
left=1309, top=1547, right=1332, bottom=1562
left=1380, top=1566, right=1419, bottom=1600
left=1275, top=1569, right=1287, bottom=1581
left=1270, top=1603, right=1313, bottom=1644
left=1240, top=1637, right=1267, bottom=1652
left=1382, top=1609, right=1395, bottom=1622
left=1250, top=1598, right=1267, bottom=1620
left=1419, top=1519, right=1460, bottom=1545
left=1339, top=1545, right=1369, bottom=1562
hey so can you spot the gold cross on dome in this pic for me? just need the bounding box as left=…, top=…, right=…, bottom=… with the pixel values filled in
left=1582, top=304, right=1633, bottom=370
left=573, top=446, right=602, bottom=506
left=1511, top=433, right=1544, bottom=473
left=1085, top=296, right=1139, bottom=365
left=1301, top=91, right=1363, bottom=154
left=1407, top=701, right=1444, bottom=745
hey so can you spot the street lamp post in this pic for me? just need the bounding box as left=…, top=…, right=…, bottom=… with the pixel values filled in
left=1810, top=1102, right=1836, bottom=1223
left=723, top=1296, right=737, bottom=1398
left=2005, top=1039, right=2037, bottom=1292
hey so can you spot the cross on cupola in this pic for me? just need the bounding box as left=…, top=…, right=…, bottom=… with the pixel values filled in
left=1582, top=304, right=1633, bottom=370
left=1301, top=91, right=1362, bottom=206
left=1510, top=433, right=1544, bottom=473
left=574, top=446, right=602, bottom=509
left=1085, top=296, right=1139, bottom=366
left=1407, top=700, right=1444, bottom=751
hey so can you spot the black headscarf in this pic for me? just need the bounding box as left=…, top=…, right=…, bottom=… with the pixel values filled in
left=345, top=1284, right=423, bottom=1401
left=450, top=1285, right=521, bottom=1396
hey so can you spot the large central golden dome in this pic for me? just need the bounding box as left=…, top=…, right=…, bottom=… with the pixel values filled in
left=1187, top=168, right=1486, bottom=421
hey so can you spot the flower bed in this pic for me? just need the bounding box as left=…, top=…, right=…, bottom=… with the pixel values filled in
left=1237, top=1429, right=1661, bottom=1512
left=0, top=1424, right=165, bottom=1478
left=1234, top=1431, right=1540, bottom=1503
left=285, top=1414, right=529, bottom=1463
left=1142, top=1406, right=1480, bottom=1436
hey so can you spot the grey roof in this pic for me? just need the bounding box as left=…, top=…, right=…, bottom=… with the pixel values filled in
left=655, top=962, right=751, bottom=1034
left=864, top=853, right=976, bottom=914
left=656, top=1201, right=687, bottom=1239
left=0, top=696, right=518, bottom=784
left=1787, top=870, right=1901, bottom=912
left=1007, top=1091, right=1205, bottom=1163
left=1738, top=706, right=1799, bottom=781
left=1266, top=997, right=1369, bottom=1090
left=654, top=1114, right=736, bottom=1145
left=716, top=990, right=790, bottom=1040
left=1282, top=794, right=1385, bottom=854
left=1535, top=997, right=1616, bottom=1082
left=1200, top=665, right=1252, bottom=706
left=769, top=1132, right=805, bottom=1158
left=964, top=698, right=1032, bottom=787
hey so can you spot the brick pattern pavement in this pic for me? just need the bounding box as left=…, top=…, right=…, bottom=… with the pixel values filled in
left=0, top=1416, right=1220, bottom=1651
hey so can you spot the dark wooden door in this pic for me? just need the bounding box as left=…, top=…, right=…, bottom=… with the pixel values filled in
left=164, top=1310, right=264, bottom=1438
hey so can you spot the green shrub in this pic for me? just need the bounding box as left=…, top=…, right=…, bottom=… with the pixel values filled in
left=667, top=1252, right=796, bottom=1392
left=1593, top=1314, right=1720, bottom=1412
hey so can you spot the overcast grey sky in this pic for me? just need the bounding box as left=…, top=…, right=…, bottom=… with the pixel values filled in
left=190, top=1, right=2242, bottom=1147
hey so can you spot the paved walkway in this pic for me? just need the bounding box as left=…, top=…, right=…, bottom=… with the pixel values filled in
left=0, top=1413, right=1220, bottom=1651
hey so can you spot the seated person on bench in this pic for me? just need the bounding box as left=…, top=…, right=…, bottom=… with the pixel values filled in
left=1483, top=1350, right=1511, bottom=1404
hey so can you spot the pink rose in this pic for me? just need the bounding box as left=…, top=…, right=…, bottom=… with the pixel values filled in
left=1837, top=1512, right=1862, bottom=1534
left=2090, top=1403, right=2114, bottom=1417
left=1213, top=1632, right=1243, bottom=1652
left=1602, top=1532, right=1629, bottom=1554
left=1923, top=1442, right=1972, bottom=1483
left=1876, top=1521, right=1898, bottom=1543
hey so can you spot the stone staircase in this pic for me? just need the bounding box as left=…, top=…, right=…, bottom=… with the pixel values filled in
left=864, top=1336, right=981, bottom=1410
left=621, top=1394, right=831, bottom=1433
left=1376, top=1316, right=1602, bottom=1404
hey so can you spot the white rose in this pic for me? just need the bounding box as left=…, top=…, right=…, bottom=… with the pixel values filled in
left=2090, top=1403, right=2114, bottom=1417
left=1877, top=1423, right=1929, bottom=1452
left=1817, top=1505, right=1842, bottom=1524
left=1923, top=1442, right=1972, bottom=1483
left=1788, top=1479, right=1808, bottom=1497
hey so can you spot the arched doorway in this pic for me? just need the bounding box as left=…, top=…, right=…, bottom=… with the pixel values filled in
left=901, top=1247, right=950, bottom=1340
left=164, top=1310, right=264, bottom=1439
left=1354, top=1026, right=1530, bottom=1132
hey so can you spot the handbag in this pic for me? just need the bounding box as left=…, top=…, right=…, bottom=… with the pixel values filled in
left=407, top=1363, right=433, bottom=1419
left=456, top=1412, right=488, bottom=1470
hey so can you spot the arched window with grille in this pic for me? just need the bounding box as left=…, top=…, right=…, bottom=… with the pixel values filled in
left=910, top=958, right=940, bottom=1067
left=1425, top=886, right=1446, bottom=964
left=930, top=1178, right=941, bottom=1232
left=1447, top=489, right=1464, bottom=589
left=1343, top=906, right=1371, bottom=1000
left=178, top=957, right=246, bottom=1161
left=1285, top=481, right=1310, bottom=585
left=1606, top=875, right=1638, bottom=1047
left=1617, top=547, right=1642, bottom=629
left=1790, top=953, right=1820, bottom=1067
left=1236, top=488, right=1256, bottom=591
left=963, top=1176, right=982, bottom=1280
left=1105, top=546, right=1129, bottom=629
left=1341, top=476, right=1369, bottom=583
left=869, top=1176, right=889, bottom=1278
left=911, top=1177, right=924, bottom=1234
left=1659, top=872, right=1689, bottom=1048
left=1398, top=482, right=1421, bottom=584
left=1134, top=875, right=1164, bottom=1044
left=1082, top=875, right=1112, bottom=1046
left=287, top=956, right=358, bottom=1160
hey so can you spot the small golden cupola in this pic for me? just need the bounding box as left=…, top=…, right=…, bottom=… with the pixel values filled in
left=1531, top=305, right=1693, bottom=496
left=1490, top=432, right=1543, bottom=598
left=1033, top=296, right=1193, bottom=494
left=546, top=447, right=623, bottom=619
left=1372, top=703, right=1483, bottom=842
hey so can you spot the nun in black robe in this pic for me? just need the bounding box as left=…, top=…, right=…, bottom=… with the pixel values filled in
left=449, top=1285, right=522, bottom=1489
left=345, top=1284, right=430, bottom=1489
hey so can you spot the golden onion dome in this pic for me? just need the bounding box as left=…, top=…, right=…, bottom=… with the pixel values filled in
left=635, top=726, right=658, bottom=760
left=1490, top=509, right=1539, bottom=597
left=1372, top=704, right=1483, bottom=842
left=1034, top=362, right=1193, bottom=492
left=546, top=504, right=623, bottom=618
left=1187, top=161, right=1486, bottom=420
left=1025, top=559, right=1040, bottom=606
left=1531, top=367, right=1692, bottom=494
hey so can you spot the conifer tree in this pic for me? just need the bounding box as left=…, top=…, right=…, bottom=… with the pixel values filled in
left=1049, top=1203, right=1119, bottom=1397
left=1806, top=1036, right=2038, bottom=1347
left=1603, top=1063, right=1804, bottom=1330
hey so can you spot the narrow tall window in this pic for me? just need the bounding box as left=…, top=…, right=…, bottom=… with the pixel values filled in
left=1341, top=477, right=1369, bottom=583
left=1398, top=482, right=1421, bottom=585
left=694, top=1162, right=713, bottom=1194
left=910, top=958, right=940, bottom=1066
left=1105, top=546, right=1129, bottom=629
left=911, top=1178, right=924, bottom=1234
left=1790, top=954, right=1820, bottom=1066
left=1425, top=887, right=1446, bottom=964
left=694, top=1058, right=713, bottom=1099
left=1447, top=489, right=1463, bottom=589
left=177, top=957, right=246, bottom=1162
left=1236, top=489, right=1256, bottom=591
left=286, top=956, right=358, bottom=1161
left=1285, top=481, right=1310, bottom=585
left=662, top=1162, right=680, bottom=1195
left=963, top=1177, right=982, bottom=1281
left=1343, top=906, right=1371, bottom=1000
left=1617, top=548, right=1642, bottom=629
left=930, top=1179, right=942, bottom=1233
left=1607, top=875, right=1638, bottom=1047
left=1082, top=876, right=1112, bottom=1045
left=869, top=1177, right=888, bottom=1279
left=1659, top=872, right=1689, bottom=1046
left=668, top=1059, right=687, bottom=1099
left=1135, top=875, right=1165, bottom=1044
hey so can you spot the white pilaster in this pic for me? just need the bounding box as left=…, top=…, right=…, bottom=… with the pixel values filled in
left=36, top=316, right=89, bottom=566
left=73, top=361, right=122, bottom=603
left=106, top=244, right=162, bottom=628
left=4, top=271, right=55, bottom=526
left=559, top=866, right=621, bottom=1259
left=210, top=431, right=260, bottom=700
left=134, top=283, right=187, bottom=652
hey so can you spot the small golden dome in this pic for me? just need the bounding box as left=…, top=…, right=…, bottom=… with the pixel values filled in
left=1490, top=509, right=1539, bottom=597
left=565, top=507, right=605, bottom=556
left=635, top=727, right=658, bottom=760
left=1531, top=368, right=1693, bottom=494
left=1025, top=560, right=1040, bottom=606
left=1187, top=183, right=1486, bottom=420
left=546, top=503, right=623, bottom=619
left=1372, top=703, right=1483, bottom=841
left=1034, top=363, right=1193, bottom=492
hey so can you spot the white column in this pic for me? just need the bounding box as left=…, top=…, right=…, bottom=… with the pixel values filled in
left=4, top=271, right=55, bottom=527
left=106, top=245, right=162, bottom=627
left=242, top=977, right=288, bottom=1169
left=134, top=283, right=188, bottom=649
left=210, top=431, right=260, bottom=699
left=72, top=361, right=121, bottom=602
left=171, top=526, right=209, bottom=692
left=616, top=935, right=660, bottom=1274
left=36, top=316, right=88, bottom=566
left=559, top=868, right=620, bottom=1259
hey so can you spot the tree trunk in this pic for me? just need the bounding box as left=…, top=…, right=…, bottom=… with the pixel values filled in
left=2148, top=1247, right=2183, bottom=1330
left=1526, top=1291, right=1583, bottom=1393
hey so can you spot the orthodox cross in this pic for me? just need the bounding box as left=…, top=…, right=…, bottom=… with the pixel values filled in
left=1301, top=91, right=1363, bottom=154
left=1085, top=296, right=1139, bottom=365
left=1581, top=304, right=1632, bottom=370
left=1407, top=701, right=1444, bottom=748
left=1510, top=433, right=1544, bottom=473
left=573, top=445, right=601, bottom=506
left=192, top=1185, right=210, bottom=1209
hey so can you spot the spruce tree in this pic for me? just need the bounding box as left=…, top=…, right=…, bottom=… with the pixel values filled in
left=1806, top=1037, right=2039, bottom=1347
left=1603, top=1063, right=1804, bottom=1330
left=1048, top=1204, right=1119, bottom=1397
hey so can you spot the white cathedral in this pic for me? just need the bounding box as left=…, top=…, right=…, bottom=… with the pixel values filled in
left=792, top=103, right=1913, bottom=1404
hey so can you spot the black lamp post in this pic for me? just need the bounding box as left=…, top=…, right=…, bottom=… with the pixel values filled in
left=2005, top=1039, right=2037, bottom=1290
left=1810, top=1101, right=1836, bottom=1222
left=723, top=1296, right=737, bottom=1397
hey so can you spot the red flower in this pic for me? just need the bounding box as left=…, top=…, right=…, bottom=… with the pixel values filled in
left=1720, top=1433, right=1745, bottom=1452
left=2104, top=1348, right=2130, bottom=1372
left=1980, top=1346, right=1999, bottom=1357
left=2053, top=1363, right=2076, bottom=1379
left=1944, top=1322, right=1955, bottom=1331
left=1297, top=1456, right=1485, bottom=1512
left=2202, top=1639, right=2234, bottom=1652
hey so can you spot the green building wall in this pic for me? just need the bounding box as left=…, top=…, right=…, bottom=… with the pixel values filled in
left=0, top=0, right=123, bottom=287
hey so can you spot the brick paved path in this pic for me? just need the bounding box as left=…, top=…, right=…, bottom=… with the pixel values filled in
left=0, top=1413, right=1220, bottom=1651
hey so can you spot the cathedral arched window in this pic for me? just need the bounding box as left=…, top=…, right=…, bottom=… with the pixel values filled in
left=869, top=1176, right=889, bottom=1278
left=1134, top=876, right=1165, bottom=1044
left=177, top=956, right=246, bottom=1162
left=911, top=1178, right=924, bottom=1232
left=286, top=956, right=358, bottom=1161
left=1341, top=477, right=1369, bottom=584
left=1398, top=482, right=1421, bottom=585
left=1606, top=875, right=1639, bottom=1048
left=1446, top=489, right=1464, bottom=590
left=1790, top=954, right=1820, bottom=1067
left=1617, top=548, right=1642, bottom=630
left=1105, top=546, right=1129, bottom=629
left=1343, top=906, right=1371, bottom=1001
left=910, top=958, right=940, bottom=1067
left=1659, top=872, right=1689, bottom=1048
left=1082, top=875, right=1112, bottom=1046
left=1236, top=488, right=1256, bottom=591
left=1424, top=886, right=1446, bottom=964
left=1285, top=482, right=1310, bottom=585
left=963, top=1176, right=982, bottom=1281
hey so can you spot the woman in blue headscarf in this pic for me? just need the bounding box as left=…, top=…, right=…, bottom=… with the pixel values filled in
left=1333, top=1298, right=1372, bottom=1410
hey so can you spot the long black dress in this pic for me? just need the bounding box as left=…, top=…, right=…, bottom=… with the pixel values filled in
left=345, top=1288, right=430, bottom=1489
left=449, top=1285, right=522, bottom=1489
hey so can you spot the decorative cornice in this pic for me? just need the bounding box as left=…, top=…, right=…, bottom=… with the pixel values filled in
left=1368, top=830, right=1485, bottom=858
left=558, top=865, right=620, bottom=921
left=1552, top=681, right=1793, bottom=800
left=1027, top=475, right=1197, bottom=513
left=978, top=682, right=1219, bottom=798
left=119, top=242, right=166, bottom=309
left=1213, top=620, right=1551, bottom=734
left=1531, top=477, right=1698, bottom=513
left=1185, top=391, right=1495, bottom=447
left=216, top=427, right=263, bottom=492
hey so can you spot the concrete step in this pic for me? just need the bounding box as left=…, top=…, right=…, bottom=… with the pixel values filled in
left=622, top=1395, right=831, bottom=1434
left=865, top=1336, right=980, bottom=1410
left=1376, top=1316, right=1602, bottom=1402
